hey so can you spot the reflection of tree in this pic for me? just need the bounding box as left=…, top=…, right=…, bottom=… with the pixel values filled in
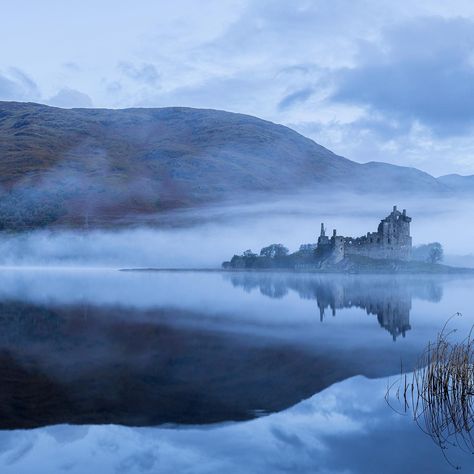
left=259, top=280, right=288, bottom=299
left=226, top=274, right=446, bottom=341
left=427, top=283, right=443, bottom=303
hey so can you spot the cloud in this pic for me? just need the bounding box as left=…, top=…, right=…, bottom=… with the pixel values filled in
left=116, top=449, right=158, bottom=473
left=62, top=62, right=81, bottom=72
left=278, top=88, right=314, bottom=111
left=330, top=17, right=474, bottom=136
left=118, top=62, right=160, bottom=86
left=48, top=88, right=93, bottom=108
left=0, top=68, right=40, bottom=101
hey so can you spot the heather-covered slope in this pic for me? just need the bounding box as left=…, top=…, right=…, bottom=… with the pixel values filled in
left=0, top=101, right=451, bottom=230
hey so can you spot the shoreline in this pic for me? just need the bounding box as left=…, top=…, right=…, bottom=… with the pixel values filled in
left=119, top=266, right=474, bottom=275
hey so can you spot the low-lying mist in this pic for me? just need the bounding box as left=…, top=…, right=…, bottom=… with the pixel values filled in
left=0, top=192, right=471, bottom=268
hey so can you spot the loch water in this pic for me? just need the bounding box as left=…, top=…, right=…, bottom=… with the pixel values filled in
left=0, top=268, right=473, bottom=473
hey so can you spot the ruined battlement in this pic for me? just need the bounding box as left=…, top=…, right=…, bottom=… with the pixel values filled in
left=318, top=206, right=412, bottom=263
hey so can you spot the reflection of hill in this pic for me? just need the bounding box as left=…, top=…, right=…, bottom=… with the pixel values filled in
left=0, top=300, right=421, bottom=429
left=226, top=274, right=444, bottom=340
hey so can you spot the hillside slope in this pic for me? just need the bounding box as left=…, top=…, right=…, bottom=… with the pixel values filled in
left=0, top=101, right=450, bottom=229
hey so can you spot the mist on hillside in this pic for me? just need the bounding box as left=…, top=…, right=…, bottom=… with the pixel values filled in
left=0, top=102, right=464, bottom=237
left=0, top=191, right=470, bottom=268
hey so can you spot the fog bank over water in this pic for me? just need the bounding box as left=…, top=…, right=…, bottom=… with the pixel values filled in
left=0, top=192, right=471, bottom=268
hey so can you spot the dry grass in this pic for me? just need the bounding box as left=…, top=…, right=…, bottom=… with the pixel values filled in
left=386, top=313, right=474, bottom=469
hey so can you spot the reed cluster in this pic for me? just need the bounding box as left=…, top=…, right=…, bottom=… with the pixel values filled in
left=387, top=314, right=474, bottom=469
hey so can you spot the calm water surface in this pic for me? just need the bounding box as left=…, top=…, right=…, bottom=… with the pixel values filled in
left=0, top=269, right=473, bottom=473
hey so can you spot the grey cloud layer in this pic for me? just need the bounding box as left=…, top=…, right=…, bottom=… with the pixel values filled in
left=331, top=17, right=474, bottom=135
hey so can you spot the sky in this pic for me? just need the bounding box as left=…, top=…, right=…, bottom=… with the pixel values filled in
left=1, top=0, right=474, bottom=176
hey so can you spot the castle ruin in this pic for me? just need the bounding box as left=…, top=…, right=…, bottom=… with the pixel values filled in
left=223, top=206, right=414, bottom=270
left=316, top=206, right=412, bottom=263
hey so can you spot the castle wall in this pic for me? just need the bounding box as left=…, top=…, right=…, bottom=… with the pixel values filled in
left=344, top=243, right=411, bottom=261
left=331, top=236, right=345, bottom=263
left=316, top=207, right=413, bottom=263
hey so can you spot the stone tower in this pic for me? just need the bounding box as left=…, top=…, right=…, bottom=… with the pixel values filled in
left=318, top=223, right=330, bottom=247
left=315, top=225, right=345, bottom=264
left=343, top=206, right=413, bottom=261
left=375, top=206, right=412, bottom=260
left=330, top=229, right=345, bottom=263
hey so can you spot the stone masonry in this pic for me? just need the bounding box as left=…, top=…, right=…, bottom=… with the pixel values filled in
left=317, top=206, right=412, bottom=263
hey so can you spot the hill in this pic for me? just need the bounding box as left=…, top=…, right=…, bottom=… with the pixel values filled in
left=0, top=101, right=457, bottom=230
left=438, top=174, right=474, bottom=193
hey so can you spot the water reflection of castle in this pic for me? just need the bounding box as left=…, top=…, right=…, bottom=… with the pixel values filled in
left=226, top=274, right=443, bottom=341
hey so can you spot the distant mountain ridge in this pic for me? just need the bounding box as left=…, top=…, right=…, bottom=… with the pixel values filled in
left=0, top=101, right=470, bottom=230
left=437, top=174, right=474, bottom=193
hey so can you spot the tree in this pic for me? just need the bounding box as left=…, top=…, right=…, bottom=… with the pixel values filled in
left=260, top=244, right=289, bottom=258
left=428, top=243, right=444, bottom=264
left=412, top=242, right=444, bottom=264
left=243, top=249, right=257, bottom=257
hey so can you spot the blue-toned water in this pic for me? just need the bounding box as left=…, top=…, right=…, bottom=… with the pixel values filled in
left=0, top=269, right=473, bottom=473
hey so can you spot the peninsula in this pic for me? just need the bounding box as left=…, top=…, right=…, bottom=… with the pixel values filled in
left=222, top=207, right=470, bottom=274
